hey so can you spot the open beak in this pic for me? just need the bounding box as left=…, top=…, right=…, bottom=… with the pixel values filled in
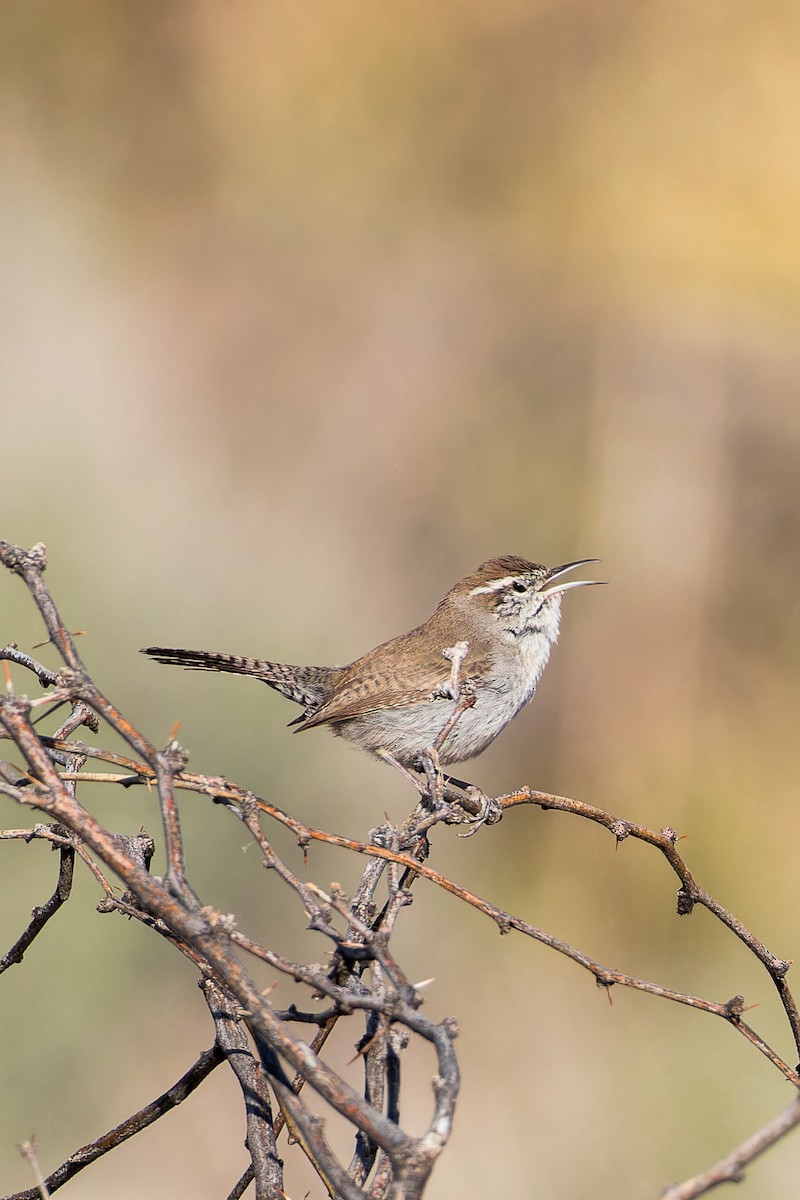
left=539, top=559, right=606, bottom=598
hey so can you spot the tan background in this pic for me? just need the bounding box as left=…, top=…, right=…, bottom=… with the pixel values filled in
left=2, top=2, right=800, bottom=1196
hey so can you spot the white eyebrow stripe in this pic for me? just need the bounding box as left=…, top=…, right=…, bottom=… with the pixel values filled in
left=469, top=576, right=519, bottom=596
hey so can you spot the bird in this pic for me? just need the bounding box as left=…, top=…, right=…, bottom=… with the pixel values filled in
left=141, top=557, right=602, bottom=795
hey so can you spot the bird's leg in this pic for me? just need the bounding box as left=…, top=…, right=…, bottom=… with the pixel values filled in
left=376, top=747, right=465, bottom=830
left=377, top=746, right=503, bottom=835
left=376, top=746, right=447, bottom=811
left=375, top=748, right=427, bottom=795
left=419, top=746, right=446, bottom=807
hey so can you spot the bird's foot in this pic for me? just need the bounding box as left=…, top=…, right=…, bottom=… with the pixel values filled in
left=433, top=767, right=504, bottom=835
left=378, top=747, right=504, bottom=835
left=457, top=785, right=504, bottom=837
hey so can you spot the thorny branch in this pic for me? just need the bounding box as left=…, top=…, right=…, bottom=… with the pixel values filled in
left=0, top=541, right=457, bottom=1200
left=36, top=752, right=800, bottom=1083
left=1, top=539, right=798, bottom=1199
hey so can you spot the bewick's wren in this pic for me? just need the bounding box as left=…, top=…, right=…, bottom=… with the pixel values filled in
left=142, top=556, right=602, bottom=784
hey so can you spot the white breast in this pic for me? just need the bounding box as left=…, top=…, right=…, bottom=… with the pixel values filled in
left=337, top=606, right=562, bottom=767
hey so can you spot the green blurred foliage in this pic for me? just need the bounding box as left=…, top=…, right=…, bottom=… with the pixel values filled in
left=2, top=0, right=800, bottom=1196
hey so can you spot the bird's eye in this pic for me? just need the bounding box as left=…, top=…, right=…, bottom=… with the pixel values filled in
left=511, top=580, right=527, bottom=593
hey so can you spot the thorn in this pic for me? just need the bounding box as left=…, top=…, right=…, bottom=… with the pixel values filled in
left=32, top=630, right=86, bottom=649
left=596, top=977, right=614, bottom=1004
left=347, top=1023, right=386, bottom=1064
left=17, top=1136, right=47, bottom=1193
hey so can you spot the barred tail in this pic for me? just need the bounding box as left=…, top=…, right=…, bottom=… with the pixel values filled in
left=141, top=646, right=271, bottom=677
left=140, top=646, right=338, bottom=712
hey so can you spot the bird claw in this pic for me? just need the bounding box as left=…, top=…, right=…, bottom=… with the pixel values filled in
left=458, top=787, right=504, bottom=838
left=385, top=749, right=503, bottom=836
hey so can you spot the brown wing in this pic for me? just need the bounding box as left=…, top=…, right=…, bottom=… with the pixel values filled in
left=295, top=629, right=491, bottom=731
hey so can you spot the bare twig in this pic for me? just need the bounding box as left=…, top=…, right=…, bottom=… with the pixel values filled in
left=662, top=1095, right=800, bottom=1199
left=201, top=979, right=283, bottom=1199
left=5, top=1048, right=224, bottom=1200
left=0, top=833, right=74, bottom=974
left=16, top=1139, right=48, bottom=1200
left=1, top=645, right=61, bottom=689
left=502, top=788, right=800, bottom=1058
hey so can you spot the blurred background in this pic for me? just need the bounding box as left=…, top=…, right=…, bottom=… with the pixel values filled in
left=2, top=1, right=800, bottom=1196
